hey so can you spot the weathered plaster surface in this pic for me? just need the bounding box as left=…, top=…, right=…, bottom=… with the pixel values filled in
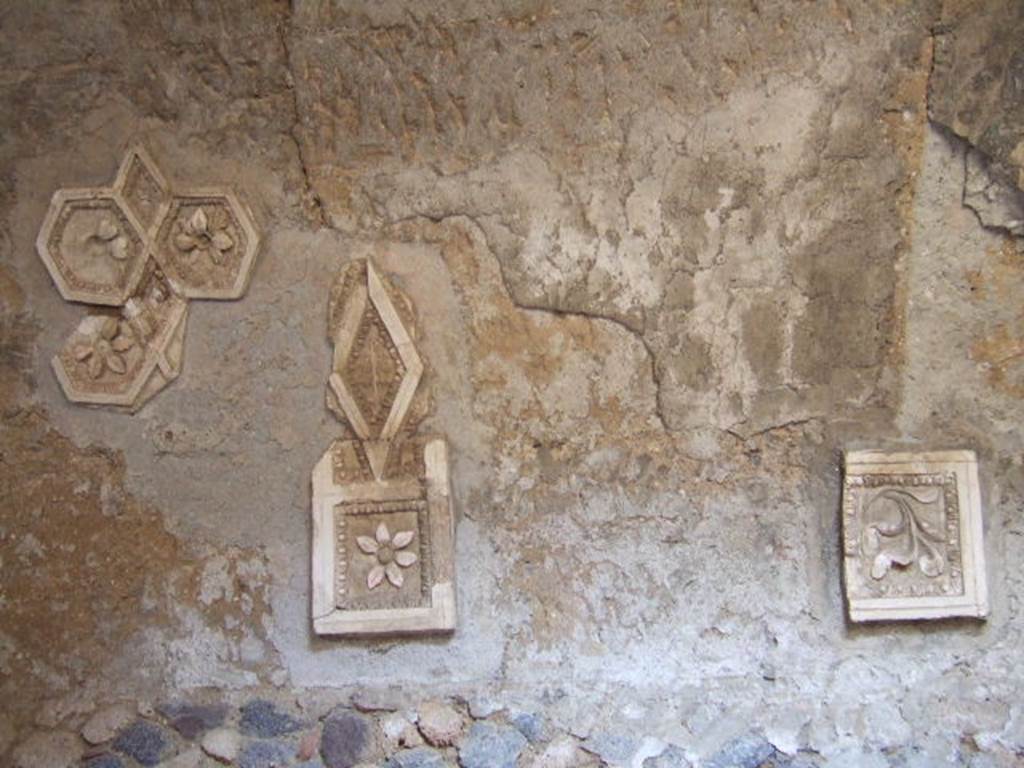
left=1, top=1, right=1023, bottom=765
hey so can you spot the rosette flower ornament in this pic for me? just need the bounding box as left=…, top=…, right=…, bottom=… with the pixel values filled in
left=73, top=316, right=135, bottom=379
left=174, top=207, right=234, bottom=265
left=85, top=218, right=129, bottom=263
left=357, top=522, right=418, bottom=590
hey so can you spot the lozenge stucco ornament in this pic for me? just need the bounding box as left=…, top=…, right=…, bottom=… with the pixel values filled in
left=842, top=450, right=988, bottom=622
left=37, top=144, right=260, bottom=411
left=312, top=259, right=456, bottom=636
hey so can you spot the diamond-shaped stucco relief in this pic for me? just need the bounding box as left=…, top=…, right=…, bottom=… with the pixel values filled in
left=37, top=143, right=261, bottom=410
left=313, top=259, right=455, bottom=638
left=326, top=259, right=425, bottom=480
left=114, top=145, right=171, bottom=231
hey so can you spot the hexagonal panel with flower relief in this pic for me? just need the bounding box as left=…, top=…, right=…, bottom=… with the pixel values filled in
left=39, top=143, right=263, bottom=412
left=36, top=190, right=149, bottom=306
left=154, top=192, right=260, bottom=300
left=52, top=261, right=188, bottom=410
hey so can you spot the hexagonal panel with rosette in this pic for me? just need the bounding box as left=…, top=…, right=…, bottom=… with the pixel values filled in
left=36, top=189, right=150, bottom=306
left=154, top=191, right=260, bottom=300
left=52, top=260, right=188, bottom=410
left=38, top=143, right=261, bottom=411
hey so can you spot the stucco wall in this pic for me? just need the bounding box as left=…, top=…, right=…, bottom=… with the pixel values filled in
left=1, top=1, right=1023, bottom=766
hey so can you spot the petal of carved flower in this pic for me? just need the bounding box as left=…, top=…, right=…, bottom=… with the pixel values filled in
left=87, top=354, right=104, bottom=379
left=73, top=344, right=93, bottom=361
left=356, top=536, right=379, bottom=555
left=367, top=565, right=385, bottom=590
left=109, top=235, right=129, bottom=261
left=100, top=317, right=119, bottom=340
left=96, top=219, right=119, bottom=241
left=391, top=530, right=414, bottom=549
left=212, top=230, right=234, bottom=252
left=385, top=562, right=404, bottom=588
left=111, top=334, right=134, bottom=353
left=175, top=233, right=199, bottom=252
left=188, top=207, right=208, bottom=235
left=105, top=352, right=127, bottom=375
left=394, top=551, right=417, bottom=567
left=375, top=522, right=391, bottom=545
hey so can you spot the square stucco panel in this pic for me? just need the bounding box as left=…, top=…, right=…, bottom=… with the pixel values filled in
left=842, top=450, right=988, bottom=622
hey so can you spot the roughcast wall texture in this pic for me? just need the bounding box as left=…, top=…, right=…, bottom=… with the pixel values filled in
left=1, top=1, right=1023, bottom=766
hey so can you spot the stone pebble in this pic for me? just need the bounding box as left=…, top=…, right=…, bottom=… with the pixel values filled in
left=239, top=700, right=303, bottom=739
left=112, top=720, right=171, bottom=767
left=458, top=721, right=527, bottom=768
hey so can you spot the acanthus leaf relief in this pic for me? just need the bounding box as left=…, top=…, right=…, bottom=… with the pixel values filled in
left=842, top=451, right=988, bottom=622
left=861, top=487, right=946, bottom=581
left=37, top=144, right=261, bottom=411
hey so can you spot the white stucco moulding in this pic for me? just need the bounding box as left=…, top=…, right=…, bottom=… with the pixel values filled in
left=312, top=258, right=457, bottom=637
left=842, top=449, right=988, bottom=622
left=36, top=142, right=262, bottom=410
left=312, top=437, right=457, bottom=636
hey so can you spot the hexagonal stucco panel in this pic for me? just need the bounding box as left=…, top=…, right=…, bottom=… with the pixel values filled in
left=52, top=262, right=188, bottom=411
left=36, top=189, right=150, bottom=307
left=38, top=143, right=262, bottom=411
left=154, top=191, right=260, bottom=300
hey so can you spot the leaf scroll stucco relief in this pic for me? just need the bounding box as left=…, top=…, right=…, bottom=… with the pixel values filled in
left=842, top=450, right=987, bottom=622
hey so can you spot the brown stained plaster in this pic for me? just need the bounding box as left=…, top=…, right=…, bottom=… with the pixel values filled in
left=436, top=229, right=609, bottom=390
left=970, top=238, right=1024, bottom=304
left=0, top=408, right=282, bottom=722
left=964, top=238, right=1024, bottom=398
left=439, top=220, right=672, bottom=440
left=0, top=264, right=280, bottom=730
left=0, top=264, right=38, bottom=407
left=507, top=543, right=592, bottom=650
left=0, top=409, right=179, bottom=723
left=395, top=218, right=633, bottom=409
left=879, top=33, right=936, bottom=401
left=971, top=321, right=1024, bottom=400
left=419, top=218, right=800, bottom=495
left=377, top=218, right=776, bottom=505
